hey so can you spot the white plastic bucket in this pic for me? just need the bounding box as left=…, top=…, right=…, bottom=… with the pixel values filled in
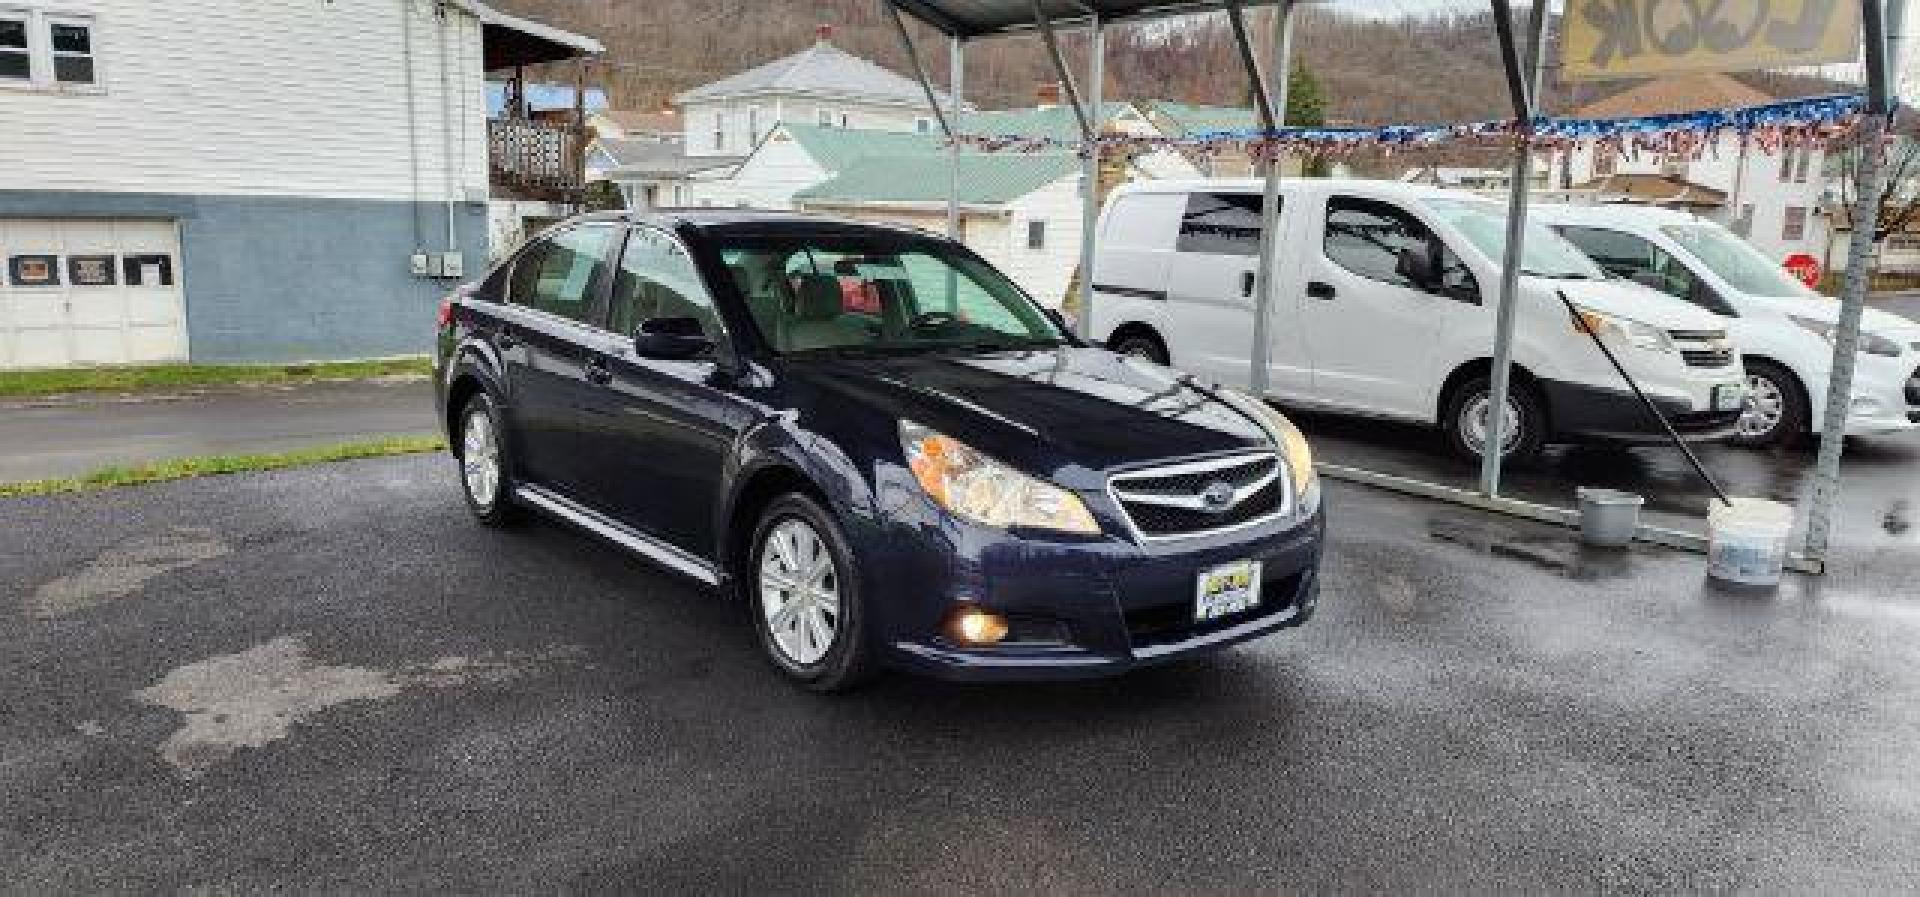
left=1707, top=498, right=1795, bottom=588
left=1576, top=488, right=1644, bottom=548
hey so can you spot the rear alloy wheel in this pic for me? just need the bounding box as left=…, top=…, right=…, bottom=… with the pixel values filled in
left=748, top=494, right=873, bottom=692
left=1443, top=375, right=1546, bottom=462
left=457, top=392, right=519, bottom=526
left=1111, top=331, right=1169, bottom=365
left=1728, top=362, right=1806, bottom=449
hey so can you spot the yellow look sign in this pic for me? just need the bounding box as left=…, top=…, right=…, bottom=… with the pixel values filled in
left=1561, top=0, right=1862, bottom=82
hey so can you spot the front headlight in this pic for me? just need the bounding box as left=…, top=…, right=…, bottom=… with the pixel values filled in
left=1789, top=316, right=1905, bottom=357
left=1570, top=305, right=1675, bottom=353
left=899, top=421, right=1100, bottom=534
left=1217, top=388, right=1318, bottom=500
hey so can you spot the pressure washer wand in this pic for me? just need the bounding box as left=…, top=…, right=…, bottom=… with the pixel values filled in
left=1555, top=290, right=1734, bottom=509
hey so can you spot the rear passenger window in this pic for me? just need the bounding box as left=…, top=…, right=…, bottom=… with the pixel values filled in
left=508, top=225, right=615, bottom=323
left=607, top=227, right=719, bottom=338
left=1323, top=197, right=1431, bottom=289
left=1177, top=192, right=1269, bottom=257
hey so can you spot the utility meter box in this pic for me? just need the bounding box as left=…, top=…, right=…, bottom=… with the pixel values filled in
left=438, top=252, right=465, bottom=279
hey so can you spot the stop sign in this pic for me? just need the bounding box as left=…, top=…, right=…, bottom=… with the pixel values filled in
left=1784, top=253, right=1821, bottom=288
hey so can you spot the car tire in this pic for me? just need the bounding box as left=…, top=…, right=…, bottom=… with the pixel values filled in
left=1111, top=330, right=1169, bottom=366
left=455, top=391, right=521, bottom=527
left=1442, top=374, right=1547, bottom=462
left=1727, top=360, right=1807, bottom=449
left=747, top=493, right=875, bottom=693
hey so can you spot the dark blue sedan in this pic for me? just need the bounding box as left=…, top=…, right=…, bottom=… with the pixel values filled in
left=434, top=211, right=1323, bottom=691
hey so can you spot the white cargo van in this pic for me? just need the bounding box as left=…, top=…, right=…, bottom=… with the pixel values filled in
left=1533, top=204, right=1920, bottom=447
left=1088, top=179, right=1748, bottom=459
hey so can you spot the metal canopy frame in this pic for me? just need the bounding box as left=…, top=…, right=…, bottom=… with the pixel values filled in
left=882, top=0, right=1897, bottom=574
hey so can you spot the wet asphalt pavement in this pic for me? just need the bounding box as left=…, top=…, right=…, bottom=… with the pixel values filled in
left=3, top=455, right=1918, bottom=891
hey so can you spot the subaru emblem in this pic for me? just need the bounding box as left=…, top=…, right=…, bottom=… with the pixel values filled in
left=1201, top=480, right=1236, bottom=512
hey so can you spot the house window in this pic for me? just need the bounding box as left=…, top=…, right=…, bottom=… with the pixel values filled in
left=1780, top=146, right=1798, bottom=182
left=916, top=117, right=932, bottom=134
left=0, top=10, right=97, bottom=89
left=817, top=108, right=835, bottom=127
left=1732, top=203, right=1755, bottom=237
left=1026, top=220, right=1046, bottom=249
left=1783, top=206, right=1809, bottom=242
left=748, top=106, right=760, bottom=142
left=48, top=16, right=91, bottom=83
left=1660, top=153, right=1688, bottom=179
left=839, top=112, right=850, bottom=127
left=0, top=14, right=28, bottom=81
left=712, top=112, right=726, bottom=151
left=1593, top=146, right=1617, bottom=177
left=1794, top=147, right=1812, bottom=183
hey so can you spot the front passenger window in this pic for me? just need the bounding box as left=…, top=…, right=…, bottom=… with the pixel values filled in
left=608, top=227, right=719, bottom=339
left=1324, top=198, right=1431, bottom=289
left=509, top=225, right=615, bottom=323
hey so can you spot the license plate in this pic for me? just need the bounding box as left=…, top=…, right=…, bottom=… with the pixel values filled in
left=1714, top=383, right=1747, bottom=412
left=1195, top=560, right=1262, bottom=622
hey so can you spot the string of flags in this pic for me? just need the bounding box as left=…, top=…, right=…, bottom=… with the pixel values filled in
left=949, top=93, right=1872, bottom=162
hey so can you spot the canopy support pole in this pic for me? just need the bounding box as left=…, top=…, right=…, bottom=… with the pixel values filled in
left=886, top=0, right=951, bottom=138
left=1031, top=1, right=1095, bottom=141
left=948, top=35, right=965, bottom=238
left=1479, top=0, right=1549, bottom=497
left=1077, top=17, right=1105, bottom=333
left=1228, top=0, right=1296, bottom=395
left=1806, top=0, right=1897, bottom=564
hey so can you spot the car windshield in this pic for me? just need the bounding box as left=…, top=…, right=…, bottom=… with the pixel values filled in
left=1660, top=224, right=1809, bottom=298
left=716, top=233, right=1066, bottom=356
left=1423, top=199, right=1607, bottom=280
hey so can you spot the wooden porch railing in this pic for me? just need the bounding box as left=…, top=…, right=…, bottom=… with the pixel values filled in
left=489, top=118, right=584, bottom=201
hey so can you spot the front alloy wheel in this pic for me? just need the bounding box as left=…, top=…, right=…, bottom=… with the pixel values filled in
left=1727, top=362, right=1806, bottom=449
left=456, top=393, right=519, bottom=526
left=747, top=493, right=873, bottom=692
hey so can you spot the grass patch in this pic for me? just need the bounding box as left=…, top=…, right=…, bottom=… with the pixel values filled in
left=0, top=357, right=433, bottom=398
left=0, top=436, right=447, bottom=499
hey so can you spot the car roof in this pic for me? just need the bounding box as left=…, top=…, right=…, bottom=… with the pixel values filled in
left=564, top=208, right=944, bottom=240
left=1528, top=203, right=1709, bottom=228
left=1108, top=177, right=1473, bottom=203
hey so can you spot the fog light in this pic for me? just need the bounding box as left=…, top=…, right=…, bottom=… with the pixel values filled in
left=945, top=604, right=1009, bottom=646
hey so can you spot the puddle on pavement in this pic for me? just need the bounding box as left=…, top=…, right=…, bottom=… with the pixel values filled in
left=132, top=635, right=583, bottom=779
left=1426, top=513, right=1654, bottom=581
left=28, top=526, right=231, bottom=619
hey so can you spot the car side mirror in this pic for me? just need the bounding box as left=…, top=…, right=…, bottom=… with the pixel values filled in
left=1395, top=246, right=1437, bottom=291
left=633, top=316, right=714, bottom=360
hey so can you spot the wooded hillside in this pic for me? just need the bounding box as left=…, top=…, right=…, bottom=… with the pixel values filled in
left=491, top=1, right=1846, bottom=128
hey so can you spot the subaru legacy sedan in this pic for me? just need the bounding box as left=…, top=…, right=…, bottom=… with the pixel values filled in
left=434, top=211, right=1323, bottom=691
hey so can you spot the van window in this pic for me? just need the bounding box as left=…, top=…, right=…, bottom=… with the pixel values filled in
left=1177, top=192, right=1268, bottom=256
left=1105, top=193, right=1184, bottom=251
left=1324, top=197, right=1432, bottom=288
left=1558, top=226, right=1702, bottom=300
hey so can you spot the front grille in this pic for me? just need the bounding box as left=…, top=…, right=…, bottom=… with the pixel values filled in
left=1126, top=569, right=1305, bottom=646
left=1668, top=329, right=1727, bottom=342
left=1681, top=348, right=1735, bottom=368
left=1109, top=453, right=1288, bottom=539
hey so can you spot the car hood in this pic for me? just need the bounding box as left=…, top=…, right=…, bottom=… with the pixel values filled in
left=1539, top=278, right=1730, bottom=330
left=1747, top=296, right=1920, bottom=338
left=780, top=346, right=1272, bottom=478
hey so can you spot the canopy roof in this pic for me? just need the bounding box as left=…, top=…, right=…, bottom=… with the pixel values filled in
left=888, top=0, right=1289, bottom=38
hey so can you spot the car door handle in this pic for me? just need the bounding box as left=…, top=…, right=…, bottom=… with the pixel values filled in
left=1241, top=271, right=1257, bottom=297
left=1307, top=281, right=1337, bottom=301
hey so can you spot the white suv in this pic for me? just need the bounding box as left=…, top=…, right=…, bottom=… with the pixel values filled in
left=1534, top=204, right=1920, bottom=447
left=1087, top=179, right=1748, bottom=460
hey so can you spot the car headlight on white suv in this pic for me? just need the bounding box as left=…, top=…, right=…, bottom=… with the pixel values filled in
left=900, top=421, right=1101, bottom=534
left=1789, top=316, right=1906, bottom=357
left=1569, top=305, right=1675, bottom=353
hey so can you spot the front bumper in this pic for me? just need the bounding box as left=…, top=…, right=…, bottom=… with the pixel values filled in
left=1540, top=378, right=1744, bottom=443
left=1830, top=356, right=1920, bottom=437
left=866, top=502, right=1325, bottom=683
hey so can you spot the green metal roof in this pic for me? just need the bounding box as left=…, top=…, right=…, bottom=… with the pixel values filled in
left=794, top=152, right=1079, bottom=205
left=1144, top=101, right=1259, bottom=135
left=959, top=102, right=1138, bottom=140
left=778, top=123, right=945, bottom=173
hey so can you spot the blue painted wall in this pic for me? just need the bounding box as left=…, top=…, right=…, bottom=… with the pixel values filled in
left=0, top=191, right=489, bottom=363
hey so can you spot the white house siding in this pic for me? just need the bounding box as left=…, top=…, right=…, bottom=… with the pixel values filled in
left=1, top=0, right=487, bottom=203
left=1562, top=137, right=1830, bottom=264
left=994, top=177, right=1086, bottom=308
left=683, top=98, right=923, bottom=157
left=688, top=132, right=828, bottom=209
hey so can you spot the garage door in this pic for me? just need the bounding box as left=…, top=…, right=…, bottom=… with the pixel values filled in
left=0, top=218, right=188, bottom=369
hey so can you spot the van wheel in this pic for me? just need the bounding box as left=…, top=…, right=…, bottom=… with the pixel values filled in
left=1727, top=361, right=1806, bottom=449
left=1111, top=330, right=1169, bottom=365
left=1443, top=375, right=1546, bottom=462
